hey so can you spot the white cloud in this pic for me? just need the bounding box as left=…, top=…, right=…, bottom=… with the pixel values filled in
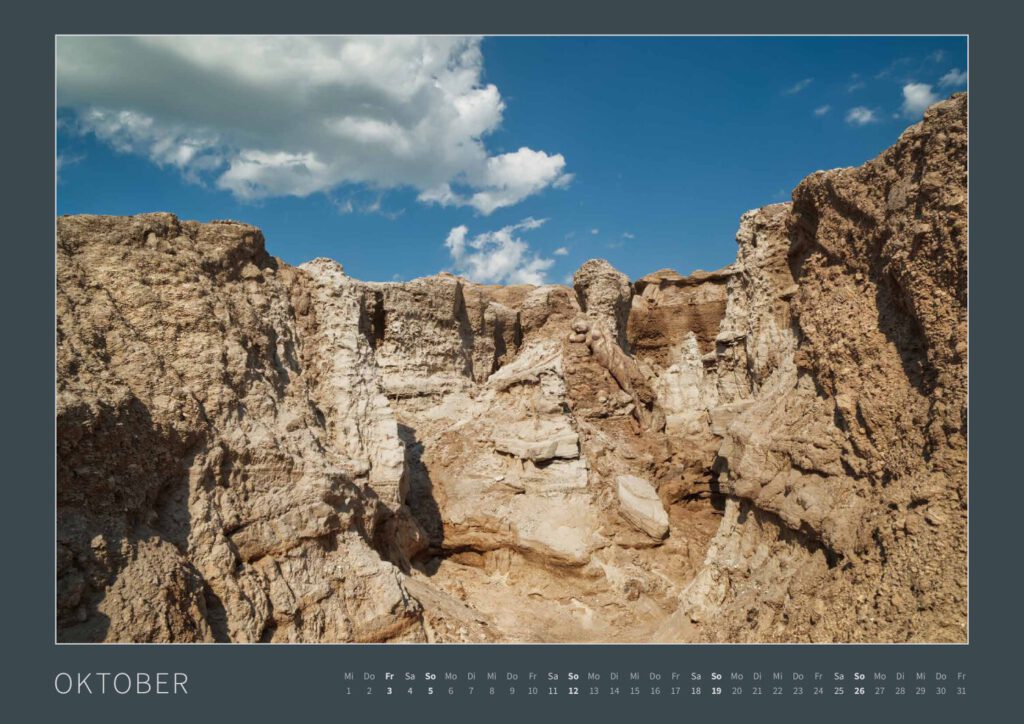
left=421, top=147, right=571, bottom=214
left=75, top=108, right=224, bottom=184
left=845, top=106, right=878, bottom=126
left=622, top=232, right=635, bottom=239
left=939, top=68, right=967, bottom=88
left=814, top=105, right=831, bottom=117
left=901, top=83, right=939, bottom=118
left=331, top=197, right=355, bottom=215
left=553, top=246, right=569, bottom=256
left=55, top=152, right=84, bottom=181
left=590, top=228, right=599, bottom=235
left=444, top=218, right=554, bottom=285
left=330, top=192, right=403, bottom=220
left=56, top=36, right=570, bottom=213
left=784, top=78, right=814, bottom=95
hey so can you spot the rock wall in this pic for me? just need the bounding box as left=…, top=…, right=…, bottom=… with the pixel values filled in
left=663, top=93, right=967, bottom=642
left=56, top=93, right=967, bottom=643
left=57, top=215, right=424, bottom=642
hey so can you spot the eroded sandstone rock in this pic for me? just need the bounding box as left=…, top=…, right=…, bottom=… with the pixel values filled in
left=56, top=93, right=967, bottom=643
left=57, top=214, right=425, bottom=643
left=616, top=475, right=669, bottom=540
left=672, top=93, right=967, bottom=643
left=568, top=316, right=665, bottom=432
left=573, top=259, right=633, bottom=348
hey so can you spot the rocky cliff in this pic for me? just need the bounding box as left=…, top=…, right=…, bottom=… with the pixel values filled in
left=56, top=93, right=966, bottom=643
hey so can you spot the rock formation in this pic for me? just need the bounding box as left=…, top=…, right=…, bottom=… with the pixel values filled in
left=56, top=93, right=967, bottom=643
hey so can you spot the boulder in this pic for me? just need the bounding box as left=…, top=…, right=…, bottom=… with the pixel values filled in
left=615, top=475, right=669, bottom=540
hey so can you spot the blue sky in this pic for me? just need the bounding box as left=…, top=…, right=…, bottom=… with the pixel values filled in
left=56, top=36, right=967, bottom=283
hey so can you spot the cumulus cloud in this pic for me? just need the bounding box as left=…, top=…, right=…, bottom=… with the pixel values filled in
left=73, top=108, right=224, bottom=184
left=845, top=106, right=878, bottom=126
left=622, top=231, right=635, bottom=239
left=901, top=83, right=939, bottom=118
left=420, top=147, right=571, bottom=215
left=444, top=218, right=554, bottom=285
left=939, top=68, right=968, bottom=88
left=56, top=36, right=570, bottom=213
left=590, top=228, right=599, bottom=235
left=783, top=78, right=814, bottom=95
left=553, top=246, right=569, bottom=256
left=814, top=105, right=831, bottom=117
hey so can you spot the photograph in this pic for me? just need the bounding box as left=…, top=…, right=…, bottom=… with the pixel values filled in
left=55, top=35, right=967, bottom=645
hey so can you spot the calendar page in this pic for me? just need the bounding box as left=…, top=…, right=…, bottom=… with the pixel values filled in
left=11, top=3, right=1012, bottom=722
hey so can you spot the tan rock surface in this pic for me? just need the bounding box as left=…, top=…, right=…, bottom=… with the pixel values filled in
left=56, top=93, right=967, bottom=643
left=669, top=93, right=968, bottom=642
left=616, top=475, right=670, bottom=540
left=57, top=214, right=424, bottom=642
